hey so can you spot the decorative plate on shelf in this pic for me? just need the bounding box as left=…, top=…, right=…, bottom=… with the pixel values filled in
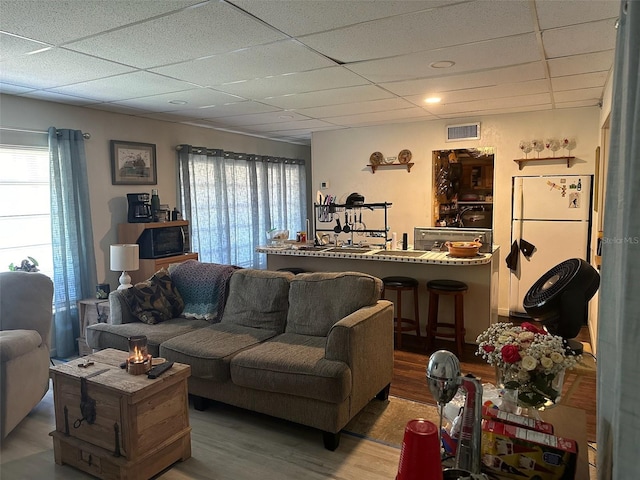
left=370, top=151, right=384, bottom=165
left=398, top=149, right=412, bottom=164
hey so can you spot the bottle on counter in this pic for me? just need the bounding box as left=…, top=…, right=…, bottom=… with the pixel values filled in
left=151, top=189, right=161, bottom=221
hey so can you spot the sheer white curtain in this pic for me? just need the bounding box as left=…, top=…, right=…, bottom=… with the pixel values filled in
left=177, top=146, right=306, bottom=269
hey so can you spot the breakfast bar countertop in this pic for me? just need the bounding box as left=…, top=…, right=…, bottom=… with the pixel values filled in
left=256, top=245, right=497, bottom=266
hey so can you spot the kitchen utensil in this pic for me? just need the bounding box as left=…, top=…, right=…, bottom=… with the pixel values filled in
left=343, top=211, right=351, bottom=233
left=334, top=219, right=342, bottom=233
left=445, top=238, right=482, bottom=257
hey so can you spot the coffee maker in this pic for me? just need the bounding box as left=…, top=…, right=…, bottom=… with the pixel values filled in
left=127, top=193, right=153, bottom=223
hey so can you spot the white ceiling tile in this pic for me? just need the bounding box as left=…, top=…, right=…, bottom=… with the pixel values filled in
left=542, top=18, right=617, bottom=59
left=294, top=98, right=415, bottom=118
left=86, top=103, right=148, bottom=116
left=0, top=32, right=50, bottom=61
left=212, top=111, right=313, bottom=127
left=536, top=0, right=620, bottom=30
left=427, top=93, right=551, bottom=115
left=438, top=104, right=551, bottom=119
left=227, top=0, right=444, bottom=37
left=65, top=2, right=287, bottom=69
left=261, top=85, right=394, bottom=110
left=173, top=102, right=281, bottom=119
left=547, top=50, right=614, bottom=77
left=324, top=107, right=434, bottom=127
left=0, top=0, right=204, bottom=45
left=0, top=48, right=134, bottom=89
left=151, top=40, right=335, bottom=87
left=0, top=82, right=34, bottom=94
left=299, top=1, right=533, bottom=63
left=213, top=67, right=369, bottom=99
left=113, top=88, right=244, bottom=112
left=555, top=99, right=601, bottom=109
left=553, top=87, right=603, bottom=103
left=240, top=119, right=336, bottom=133
left=380, top=63, right=547, bottom=96
left=551, top=71, right=609, bottom=92
left=19, top=90, right=95, bottom=106
left=346, top=34, right=541, bottom=83
left=48, top=71, right=195, bottom=102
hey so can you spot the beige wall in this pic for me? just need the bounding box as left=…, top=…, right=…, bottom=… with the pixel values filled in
left=0, top=94, right=310, bottom=287
left=312, top=107, right=601, bottom=317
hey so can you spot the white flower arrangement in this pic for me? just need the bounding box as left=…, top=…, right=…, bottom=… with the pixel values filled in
left=476, top=322, right=581, bottom=408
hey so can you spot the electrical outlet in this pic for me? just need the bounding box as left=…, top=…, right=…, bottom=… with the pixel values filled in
left=320, top=181, right=330, bottom=189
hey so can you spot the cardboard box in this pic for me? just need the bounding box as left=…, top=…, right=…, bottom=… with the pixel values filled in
left=481, top=419, right=577, bottom=480
left=482, top=406, right=555, bottom=434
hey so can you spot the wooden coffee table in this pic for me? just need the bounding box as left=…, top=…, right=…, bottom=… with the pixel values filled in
left=49, top=348, right=191, bottom=479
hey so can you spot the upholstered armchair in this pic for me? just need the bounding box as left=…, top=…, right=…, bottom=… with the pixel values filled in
left=0, top=271, right=53, bottom=438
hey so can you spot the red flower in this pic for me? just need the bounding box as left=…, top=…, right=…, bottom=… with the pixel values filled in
left=483, top=345, right=496, bottom=353
left=501, top=344, right=521, bottom=363
left=521, top=322, right=546, bottom=335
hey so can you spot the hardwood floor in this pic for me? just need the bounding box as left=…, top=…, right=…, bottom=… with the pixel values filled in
left=389, top=325, right=597, bottom=443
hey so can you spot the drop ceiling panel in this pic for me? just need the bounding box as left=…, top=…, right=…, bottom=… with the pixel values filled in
left=555, top=100, right=600, bottom=109
left=166, top=101, right=281, bottom=120
left=113, top=88, right=244, bottom=112
left=553, top=87, right=603, bottom=103
left=227, top=0, right=443, bottom=37
left=87, top=103, right=148, bottom=116
left=323, top=107, right=434, bottom=127
left=213, top=67, right=369, bottom=98
left=19, top=90, right=96, bottom=106
left=427, top=93, right=551, bottom=115
left=542, top=18, right=617, bottom=59
left=293, top=98, right=415, bottom=118
left=151, top=40, right=335, bottom=87
left=438, top=104, right=550, bottom=119
left=212, top=111, right=313, bottom=127
left=48, top=71, right=195, bottom=102
left=0, top=33, right=50, bottom=60
left=346, top=34, right=541, bottom=83
left=65, top=2, right=286, bottom=69
left=380, top=63, right=547, bottom=97
left=0, top=0, right=202, bottom=44
left=299, top=1, right=533, bottom=63
left=261, top=85, right=393, bottom=110
left=239, top=119, right=335, bottom=133
left=551, top=71, right=609, bottom=92
left=0, top=48, right=135, bottom=89
left=536, top=0, right=620, bottom=30
left=547, top=50, right=614, bottom=77
left=0, top=82, right=34, bottom=95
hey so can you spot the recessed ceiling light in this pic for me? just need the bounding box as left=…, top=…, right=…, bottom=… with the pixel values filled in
left=169, top=100, right=188, bottom=105
left=430, top=60, right=455, bottom=69
left=425, top=97, right=441, bottom=104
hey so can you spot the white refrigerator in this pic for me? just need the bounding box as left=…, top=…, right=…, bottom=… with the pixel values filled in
left=509, top=175, right=592, bottom=316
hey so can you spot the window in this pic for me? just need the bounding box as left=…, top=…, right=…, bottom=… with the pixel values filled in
left=0, top=145, right=53, bottom=278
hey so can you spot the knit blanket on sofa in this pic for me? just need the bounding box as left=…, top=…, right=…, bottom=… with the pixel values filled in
left=169, top=260, right=241, bottom=322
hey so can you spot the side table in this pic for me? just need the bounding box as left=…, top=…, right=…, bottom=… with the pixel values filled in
left=77, top=298, right=110, bottom=356
left=49, top=348, right=191, bottom=479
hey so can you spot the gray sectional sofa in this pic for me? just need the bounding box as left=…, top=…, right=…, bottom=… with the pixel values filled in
left=86, top=261, right=394, bottom=449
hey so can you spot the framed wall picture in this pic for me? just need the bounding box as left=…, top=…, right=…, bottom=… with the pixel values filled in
left=110, top=140, right=157, bottom=185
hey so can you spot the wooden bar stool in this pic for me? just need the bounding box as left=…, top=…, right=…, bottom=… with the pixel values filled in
left=426, top=279, right=468, bottom=355
left=382, top=276, right=420, bottom=349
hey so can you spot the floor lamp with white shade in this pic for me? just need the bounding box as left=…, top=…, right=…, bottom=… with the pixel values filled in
left=110, top=244, right=139, bottom=290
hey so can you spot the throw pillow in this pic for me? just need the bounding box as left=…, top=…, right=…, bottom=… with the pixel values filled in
left=221, top=269, right=293, bottom=333
left=121, top=268, right=184, bottom=325
left=168, top=260, right=240, bottom=322
left=285, top=272, right=382, bottom=336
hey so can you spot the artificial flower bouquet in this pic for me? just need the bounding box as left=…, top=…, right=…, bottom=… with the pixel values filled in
left=476, top=322, right=581, bottom=409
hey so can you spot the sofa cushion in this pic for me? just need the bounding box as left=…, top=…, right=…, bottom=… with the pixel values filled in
left=0, top=330, right=43, bottom=361
left=169, top=260, right=239, bottom=322
left=230, top=333, right=351, bottom=404
left=121, top=269, right=184, bottom=325
left=220, top=269, right=293, bottom=333
left=85, top=317, right=209, bottom=357
left=285, top=272, right=382, bottom=337
left=159, top=323, right=278, bottom=381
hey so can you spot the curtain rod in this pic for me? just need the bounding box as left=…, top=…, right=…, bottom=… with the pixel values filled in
left=0, top=126, right=91, bottom=139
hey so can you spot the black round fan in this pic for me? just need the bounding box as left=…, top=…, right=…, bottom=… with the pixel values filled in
left=523, top=258, right=600, bottom=354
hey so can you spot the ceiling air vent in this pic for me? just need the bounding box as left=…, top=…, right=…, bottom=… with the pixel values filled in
left=446, top=123, right=480, bottom=142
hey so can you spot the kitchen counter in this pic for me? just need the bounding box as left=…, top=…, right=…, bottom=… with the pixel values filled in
left=258, top=245, right=500, bottom=344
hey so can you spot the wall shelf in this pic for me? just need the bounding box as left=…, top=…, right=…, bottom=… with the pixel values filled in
left=368, top=162, right=414, bottom=173
left=514, top=156, right=575, bottom=170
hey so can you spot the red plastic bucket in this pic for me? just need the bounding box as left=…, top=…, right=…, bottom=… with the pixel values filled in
left=396, top=419, right=443, bottom=480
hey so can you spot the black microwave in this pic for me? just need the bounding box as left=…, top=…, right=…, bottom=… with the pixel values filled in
left=138, top=226, right=186, bottom=259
